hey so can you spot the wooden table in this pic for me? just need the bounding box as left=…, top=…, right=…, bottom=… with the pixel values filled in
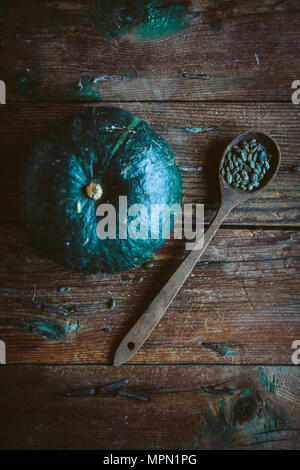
left=0, top=0, right=299, bottom=450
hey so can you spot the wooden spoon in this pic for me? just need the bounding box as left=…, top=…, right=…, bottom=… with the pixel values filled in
left=114, top=131, right=281, bottom=366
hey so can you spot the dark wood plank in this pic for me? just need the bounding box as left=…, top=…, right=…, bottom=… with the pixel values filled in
left=0, top=365, right=299, bottom=449
left=0, top=102, right=299, bottom=225
left=1, top=0, right=300, bottom=102
left=1, top=224, right=299, bottom=364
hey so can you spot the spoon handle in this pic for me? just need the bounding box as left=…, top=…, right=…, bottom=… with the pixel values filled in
left=114, top=200, right=234, bottom=366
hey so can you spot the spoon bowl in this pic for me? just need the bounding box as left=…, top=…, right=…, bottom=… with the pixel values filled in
left=219, top=130, right=281, bottom=204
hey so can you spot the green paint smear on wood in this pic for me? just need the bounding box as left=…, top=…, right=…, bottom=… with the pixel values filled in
left=185, top=127, right=216, bottom=134
left=95, top=0, right=190, bottom=40
left=11, top=73, right=39, bottom=100
left=67, top=72, right=139, bottom=100
left=135, top=3, right=189, bottom=39
left=239, top=387, right=255, bottom=398
left=67, top=78, right=101, bottom=101
left=259, top=367, right=278, bottom=394
left=202, top=399, right=236, bottom=448
left=202, top=383, right=289, bottom=448
left=17, top=319, right=81, bottom=340
left=124, top=66, right=139, bottom=79
left=202, top=342, right=237, bottom=357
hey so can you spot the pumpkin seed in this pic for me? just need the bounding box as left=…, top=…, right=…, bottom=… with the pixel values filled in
left=109, top=298, right=116, bottom=310
left=221, top=137, right=271, bottom=192
left=255, top=163, right=262, bottom=172
left=241, top=150, right=247, bottom=162
left=259, top=151, right=267, bottom=164
left=251, top=173, right=258, bottom=184
left=226, top=173, right=233, bottom=184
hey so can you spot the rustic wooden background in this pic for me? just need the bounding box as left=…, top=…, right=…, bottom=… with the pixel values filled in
left=0, top=0, right=299, bottom=450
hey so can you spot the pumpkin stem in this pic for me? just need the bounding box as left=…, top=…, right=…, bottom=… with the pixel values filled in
left=85, top=181, right=103, bottom=201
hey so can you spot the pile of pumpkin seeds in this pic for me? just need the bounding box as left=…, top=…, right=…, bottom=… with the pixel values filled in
left=221, top=138, right=272, bottom=191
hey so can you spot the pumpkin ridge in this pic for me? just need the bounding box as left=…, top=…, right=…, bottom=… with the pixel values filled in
left=108, top=115, right=141, bottom=162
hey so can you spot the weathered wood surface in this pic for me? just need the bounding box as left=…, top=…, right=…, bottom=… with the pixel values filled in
left=1, top=224, right=299, bottom=364
left=1, top=0, right=300, bottom=452
left=1, top=0, right=300, bottom=102
left=1, top=102, right=300, bottom=226
left=0, top=365, right=299, bottom=450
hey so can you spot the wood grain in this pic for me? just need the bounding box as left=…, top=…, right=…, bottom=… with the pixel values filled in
left=1, top=0, right=300, bottom=102
left=0, top=102, right=300, bottom=226
left=1, top=0, right=299, bottom=453
left=1, top=224, right=299, bottom=364
left=0, top=365, right=299, bottom=450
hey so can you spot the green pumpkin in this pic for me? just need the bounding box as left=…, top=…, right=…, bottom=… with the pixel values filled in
left=21, top=107, right=182, bottom=273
